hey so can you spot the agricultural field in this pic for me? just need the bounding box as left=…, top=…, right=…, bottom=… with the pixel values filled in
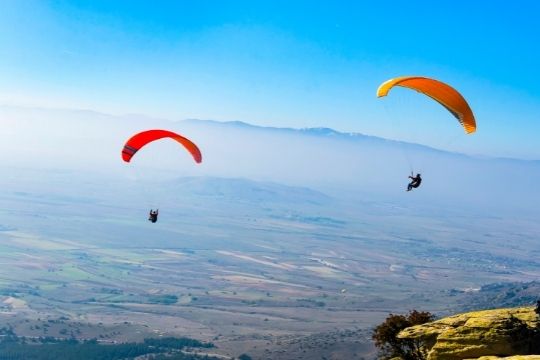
left=1, top=173, right=539, bottom=359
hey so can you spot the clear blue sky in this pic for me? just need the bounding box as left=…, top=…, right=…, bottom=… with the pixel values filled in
left=1, top=0, right=539, bottom=158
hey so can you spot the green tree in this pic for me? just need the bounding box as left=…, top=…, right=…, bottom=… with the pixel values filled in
left=372, top=310, right=434, bottom=360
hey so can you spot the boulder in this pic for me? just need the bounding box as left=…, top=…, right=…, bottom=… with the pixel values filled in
left=398, top=307, right=539, bottom=360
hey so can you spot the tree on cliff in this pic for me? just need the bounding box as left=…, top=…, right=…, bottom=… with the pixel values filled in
left=372, top=310, right=434, bottom=360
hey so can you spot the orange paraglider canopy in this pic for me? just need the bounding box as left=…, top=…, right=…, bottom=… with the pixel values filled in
left=377, top=76, right=476, bottom=134
left=121, top=129, right=202, bottom=163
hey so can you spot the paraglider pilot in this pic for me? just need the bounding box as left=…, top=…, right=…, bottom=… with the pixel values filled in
left=407, top=173, right=422, bottom=192
left=149, top=209, right=159, bottom=223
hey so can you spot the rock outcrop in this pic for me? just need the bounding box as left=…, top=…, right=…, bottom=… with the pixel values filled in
left=474, top=357, right=540, bottom=360
left=398, top=306, right=540, bottom=360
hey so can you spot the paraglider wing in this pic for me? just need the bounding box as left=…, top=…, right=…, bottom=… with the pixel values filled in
left=121, top=129, right=202, bottom=163
left=377, top=76, right=476, bottom=134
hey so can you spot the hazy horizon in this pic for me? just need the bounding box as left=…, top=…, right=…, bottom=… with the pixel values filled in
left=1, top=105, right=539, bottom=219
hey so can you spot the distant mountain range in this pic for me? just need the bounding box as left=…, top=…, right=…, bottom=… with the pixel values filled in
left=181, top=118, right=460, bottom=156
left=1, top=105, right=539, bottom=217
left=2, top=104, right=536, bottom=162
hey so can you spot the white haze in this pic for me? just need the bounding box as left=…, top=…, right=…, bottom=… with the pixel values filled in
left=1, top=105, right=539, bottom=219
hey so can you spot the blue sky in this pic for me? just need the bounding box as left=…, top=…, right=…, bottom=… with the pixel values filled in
left=1, top=0, right=539, bottom=158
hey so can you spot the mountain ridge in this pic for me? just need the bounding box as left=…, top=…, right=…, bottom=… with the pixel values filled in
left=3, top=104, right=538, bottom=163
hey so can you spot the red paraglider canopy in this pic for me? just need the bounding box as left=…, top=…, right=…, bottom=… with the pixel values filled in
left=121, top=129, right=202, bottom=164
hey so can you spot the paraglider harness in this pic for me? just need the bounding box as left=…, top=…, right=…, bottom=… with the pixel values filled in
left=407, top=173, right=422, bottom=191
left=149, top=209, right=159, bottom=223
